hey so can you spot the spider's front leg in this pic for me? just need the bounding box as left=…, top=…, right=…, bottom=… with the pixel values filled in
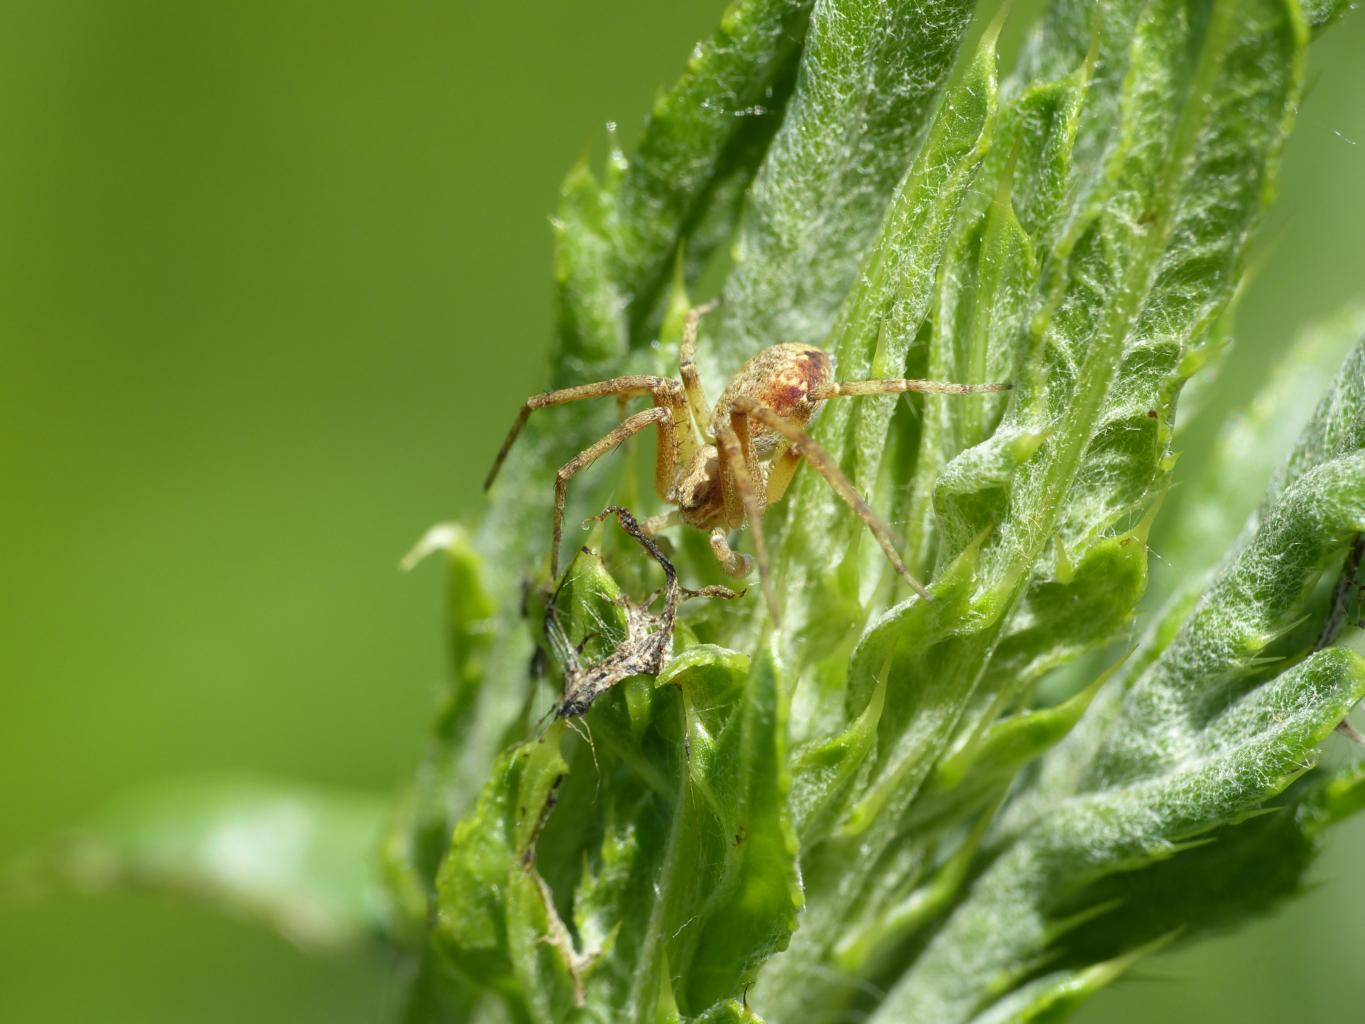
left=714, top=411, right=780, bottom=621
left=680, top=299, right=720, bottom=437
left=550, top=406, right=672, bottom=579
left=810, top=378, right=1011, bottom=400
left=484, top=376, right=697, bottom=497
left=483, top=374, right=699, bottom=580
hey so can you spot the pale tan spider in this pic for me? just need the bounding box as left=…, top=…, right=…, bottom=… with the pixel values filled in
left=484, top=303, right=1009, bottom=620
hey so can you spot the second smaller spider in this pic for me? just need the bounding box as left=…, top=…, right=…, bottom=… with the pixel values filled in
left=485, top=302, right=1010, bottom=621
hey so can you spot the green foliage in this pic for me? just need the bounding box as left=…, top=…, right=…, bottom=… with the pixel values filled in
left=30, top=1, right=1364, bottom=1022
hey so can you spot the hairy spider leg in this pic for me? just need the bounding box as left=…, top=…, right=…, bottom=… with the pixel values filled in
left=679, top=299, right=720, bottom=439
left=729, top=395, right=932, bottom=604
left=641, top=508, right=681, bottom=538
left=810, top=378, right=1012, bottom=400
left=485, top=376, right=702, bottom=577
left=551, top=406, right=673, bottom=579
left=484, top=375, right=698, bottom=496
left=708, top=527, right=754, bottom=579
left=756, top=381, right=1010, bottom=575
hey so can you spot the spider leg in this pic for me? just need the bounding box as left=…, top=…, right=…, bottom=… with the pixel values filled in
left=715, top=413, right=780, bottom=622
left=551, top=407, right=673, bottom=579
left=709, top=527, right=754, bottom=579
left=730, top=396, right=931, bottom=601
left=811, top=378, right=1011, bottom=400
left=680, top=300, right=720, bottom=439
left=641, top=509, right=681, bottom=537
left=764, top=444, right=803, bottom=505
left=485, top=375, right=695, bottom=501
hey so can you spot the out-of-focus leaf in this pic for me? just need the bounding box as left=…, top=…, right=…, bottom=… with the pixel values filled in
left=967, top=933, right=1176, bottom=1024
left=1298, top=0, right=1353, bottom=32
left=20, top=778, right=388, bottom=950
left=1151, top=304, right=1365, bottom=602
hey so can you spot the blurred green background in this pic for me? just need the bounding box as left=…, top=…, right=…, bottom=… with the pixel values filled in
left=1, top=2, right=1362, bottom=1021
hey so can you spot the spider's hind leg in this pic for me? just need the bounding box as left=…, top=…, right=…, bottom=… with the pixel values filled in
left=730, top=396, right=931, bottom=602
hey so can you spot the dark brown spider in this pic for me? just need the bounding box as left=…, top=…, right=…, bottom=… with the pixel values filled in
left=486, top=302, right=1010, bottom=621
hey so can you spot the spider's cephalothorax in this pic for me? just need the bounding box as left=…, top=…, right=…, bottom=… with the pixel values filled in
left=485, top=302, right=1009, bottom=622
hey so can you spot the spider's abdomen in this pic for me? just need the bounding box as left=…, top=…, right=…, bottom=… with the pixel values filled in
left=712, top=343, right=833, bottom=439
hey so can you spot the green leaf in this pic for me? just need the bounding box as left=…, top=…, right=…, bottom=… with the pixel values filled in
left=891, top=343, right=1365, bottom=1022
left=1150, top=303, right=1365, bottom=603
left=1050, top=759, right=1365, bottom=970
left=778, top=16, right=1000, bottom=645
left=615, top=0, right=815, bottom=342
left=715, top=0, right=979, bottom=370
left=433, top=724, right=580, bottom=1019
left=1298, top=0, right=1353, bottom=32
left=30, top=1, right=1365, bottom=1020
left=425, top=539, right=801, bottom=1022
left=756, top=1, right=1313, bottom=1018
left=678, top=645, right=802, bottom=1009
left=967, top=933, right=1177, bottom=1024
left=384, top=523, right=502, bottom=928
left=878, top=648, right=1365, bottom=1023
